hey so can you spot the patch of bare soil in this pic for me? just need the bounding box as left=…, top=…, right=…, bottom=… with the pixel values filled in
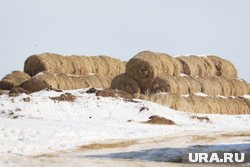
left=50, top=93, right=76, bottom=102
left=77, top=140, right=137, bottom=150
left=96, top=89, right=132, bottom=100
left=191, top=115, right=210, bottom=122
left=22, top=97, right=31, bottom=102
left=86, top=87, right=98, bottom=94
left=144, top=115, right=176, bottom=125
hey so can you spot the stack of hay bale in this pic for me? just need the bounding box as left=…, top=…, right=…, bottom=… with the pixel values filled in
left=111, top=51, right=250, bottom=114
left=0, top=53, right=126, bottom=93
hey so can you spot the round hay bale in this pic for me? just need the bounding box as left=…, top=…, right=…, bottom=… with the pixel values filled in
left=139, top=93, right=177, bottom=109
left=220, top=97, right=249, bottom=114
left=150, top=76, right=201, bottom=95
left=216, top=77, right=232, bottom=97
left=200, top=57, right=217, bottom=77
left=207, top=55, right=237, bottom=79
left=241, top=98, right=250, bottom=109
left=188, top=95, right=214, bottom=114
left=21, top=72, right=112, bottom=92
left=21, top=78, right=51, bottom=92
left=196, top=77, right=223, bottom=96
left=24, top=53, right=126, bottom=77
left=173, top=96, right=194, bottom=112
left=111, top=73, right=141, bottom=94
left=126, top=51, right=178, bottom=92
left=230, top=79, right=250, bottom=96
left=150, top=76, right=178, bottom=94
left=0, top=71, right=31, bottom=90
left=177, top=56, right=208, bottom=77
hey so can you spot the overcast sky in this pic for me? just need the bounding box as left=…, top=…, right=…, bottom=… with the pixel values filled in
left=0, top=0, right=249, bottom=81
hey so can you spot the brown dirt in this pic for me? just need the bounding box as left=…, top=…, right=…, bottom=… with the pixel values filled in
left=86, top=87, right=98, bottom=94
left=96, top=89, right=132, bottom=100
left=50, top=93, right=76, bottom=102
left=22, top=97, right=31, bottom=102
left=77, top=140, right=137, bottom=150
left=191, top=115, right=210, bottom=122
left=145, top=115, right=176, bottom=125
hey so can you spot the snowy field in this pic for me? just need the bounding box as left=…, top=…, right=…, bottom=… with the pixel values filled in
left=0, top=89, right=250, bottom=166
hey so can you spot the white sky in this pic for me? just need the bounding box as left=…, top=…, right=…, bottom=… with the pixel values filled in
left=0, top=0, right=249, bottom=81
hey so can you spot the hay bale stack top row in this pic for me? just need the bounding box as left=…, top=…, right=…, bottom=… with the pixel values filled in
left=24, top=53, right=126, bottom=78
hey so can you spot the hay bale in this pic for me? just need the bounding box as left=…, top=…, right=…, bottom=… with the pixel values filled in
left=177, top=55, right=216, bottom=77
left=207, top=55, right=237, bottom=79
left=150, top=75, right=201, bottom=95
left=139, top=93, right=250, bottom=115
left=241, top=98, right=250, bottom=109
left=9, top=87, right=30, bottom=97
left=0, top=71, right=31, bottom=90
left=126, top=51, right=182, bottom=92
left=111, top=73, right=141, bottom=94
left=24, top=53, right=126, bottom=77
left=196, top=77, right=223, bottom=96
left=230, top=79, right=250, bottom=96
left=200, top=57, right=217, bottom=77
left=21, top=72, right=112, bottom=92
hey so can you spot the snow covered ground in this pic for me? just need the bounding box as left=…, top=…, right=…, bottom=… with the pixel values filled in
left=0, top=89, right=250, bottom=166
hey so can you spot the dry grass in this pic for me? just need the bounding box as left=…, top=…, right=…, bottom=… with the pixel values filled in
left=21, top=72, right=112, bottom=93
left=208, top=55, right=237, bottom=79
left=78, top=140, right=137, bottom=150
left=149, top=75, right=249, bottom=97
left=0, top=71, right=31, bottom=90
left=24, top=53, right=126, bottom=77
left=140, top=93, right=250, bottom=115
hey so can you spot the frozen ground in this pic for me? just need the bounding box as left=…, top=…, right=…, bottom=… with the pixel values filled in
left=0, top=89, right=250, bottom=166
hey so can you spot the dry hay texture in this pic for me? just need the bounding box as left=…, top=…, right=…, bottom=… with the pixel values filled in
left=126, top=51, right=183, bottom=92
left=126, top=51, right=239, bottom=93
left=150, top=75, right=201, bottom=95
left=0, top=71, right=31, bottom=90
left=24, top=53, right=126, bottom=78
left=149, top=75, right=249, bottom=97
left=111, top=73, right=141, bottom=94
left=140, top=93, right=250, bottom=115
left=21, top=72, right=112, bottom=92
left=208, top=55, right=237, bottom=79
left=177, top=56, right=217, bottom=77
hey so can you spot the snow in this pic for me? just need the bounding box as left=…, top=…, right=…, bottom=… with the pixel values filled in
left=0, top=89, right=250, bottom=165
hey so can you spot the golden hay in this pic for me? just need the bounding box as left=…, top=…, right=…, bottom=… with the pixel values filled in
left=126, top=51, right=182, bottom=92
left=149, top=75, right=249, bottom=97
left=111, top=73, right=141, bottom=94
left=24, top=53, right=126, bottom=77
left=0, top=71, right=31, bottom=90
left=230, top=79, right=250, bottom=96
left=21, top=72, right=112, bottom=92
left=139, top=93, right=250, bottom=115
left=196, top=77, right=223, bottom=96
left=149, top=75, right=201, bottom=95
left=177, top=55, right=220, bottom=77
left=207, top=55, right=237, bottom=79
